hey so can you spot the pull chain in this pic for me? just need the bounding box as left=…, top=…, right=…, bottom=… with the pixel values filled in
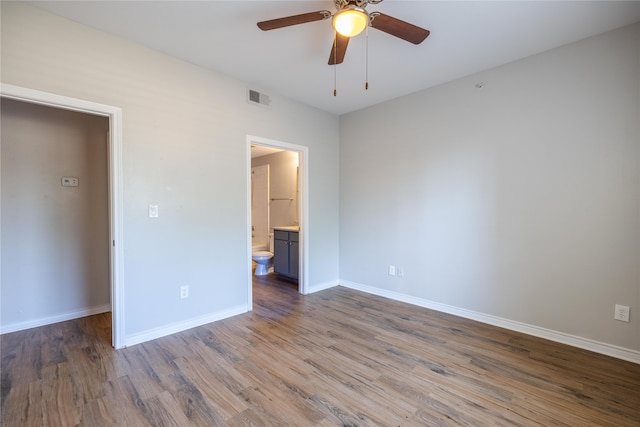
left=365, top=25, right=369, bottom=90
left=333, top=32, right=337, bottom=96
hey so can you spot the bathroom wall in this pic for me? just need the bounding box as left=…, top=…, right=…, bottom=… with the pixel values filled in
left=252, top=150, right=299, bottom=230
left=339, top=23, right=640, bottom=356
left=1, top=2, right=340, bottom=342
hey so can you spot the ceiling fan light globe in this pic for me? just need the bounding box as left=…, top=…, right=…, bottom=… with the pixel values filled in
left=333, top=8, right=368, bottom=37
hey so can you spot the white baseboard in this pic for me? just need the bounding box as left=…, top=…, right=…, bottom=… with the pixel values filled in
left=123, top=304, right=248, bottom=348
left=0, top=304, right=112, bottom=334
left=307, top=280, right=339, bottom=294
left=339, top=280, right=640, bottom=364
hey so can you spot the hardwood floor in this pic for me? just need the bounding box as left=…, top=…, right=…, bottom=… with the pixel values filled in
left=2, top=275, right=639, bottom=426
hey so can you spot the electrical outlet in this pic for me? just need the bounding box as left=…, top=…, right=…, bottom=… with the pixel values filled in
left=397, top=268, right=404, bottom=278
left=388, top=265, right=396, bottom=276
left=180, top=285, right=189, bottom=299
left=614, top=304, right=630, bottom=322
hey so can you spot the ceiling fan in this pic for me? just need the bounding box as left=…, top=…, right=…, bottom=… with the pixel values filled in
left=257, top=0, right=430, bottom=66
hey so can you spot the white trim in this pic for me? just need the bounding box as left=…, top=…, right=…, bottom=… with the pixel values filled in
left=0, top=83, right=125, bottom=349
left=340, top=280, right=640, bottom=364
left=246, top=141, right=253, bottom=309
left=124, top=304, right=248, bottom=348
left=0, top=304, right=111, bottom=335
left=308, top=280, right=339, bottom=294
left=246, top=135, right=310, bottom=297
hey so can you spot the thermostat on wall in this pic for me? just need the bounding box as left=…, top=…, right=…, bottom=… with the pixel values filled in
left=61, top=177, right=79, bottom=187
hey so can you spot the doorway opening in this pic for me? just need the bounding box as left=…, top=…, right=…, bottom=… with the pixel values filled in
left=0, top=84, right=124, bottom=349
left=246, top=135, right=308, bottom=309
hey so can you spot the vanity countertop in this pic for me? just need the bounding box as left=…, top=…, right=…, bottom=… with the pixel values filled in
left=273, top=226, right=300, bottom=232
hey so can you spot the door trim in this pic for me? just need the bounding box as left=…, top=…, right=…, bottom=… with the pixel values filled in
left=1, top=83, right=125, bottom=349
left=246, top=135, right=309, bottom=308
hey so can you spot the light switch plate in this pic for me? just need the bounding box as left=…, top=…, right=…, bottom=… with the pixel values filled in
left=149, top=204, right=159, bottom=218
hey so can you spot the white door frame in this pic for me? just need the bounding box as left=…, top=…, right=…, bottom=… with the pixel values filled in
left=246, top=135, right=309, bottom=308
left=1, top=83, right=125, bottom=349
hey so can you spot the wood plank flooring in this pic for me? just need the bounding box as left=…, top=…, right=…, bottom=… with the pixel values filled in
left=2, top=275, right=639, bottom=426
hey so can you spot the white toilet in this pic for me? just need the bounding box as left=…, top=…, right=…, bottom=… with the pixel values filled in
left=252, top=233, right=274, bottom=276
left=252, top=251, right=273, bottom=276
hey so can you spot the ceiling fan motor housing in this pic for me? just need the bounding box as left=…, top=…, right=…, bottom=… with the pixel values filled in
left=334, top=0, right=383, bottom=9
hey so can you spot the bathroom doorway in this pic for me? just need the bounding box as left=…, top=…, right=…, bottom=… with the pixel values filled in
left=246, top=135, right=308, bottom=308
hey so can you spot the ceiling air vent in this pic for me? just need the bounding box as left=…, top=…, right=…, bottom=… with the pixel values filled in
left=247, top=89, right=271, bottom=108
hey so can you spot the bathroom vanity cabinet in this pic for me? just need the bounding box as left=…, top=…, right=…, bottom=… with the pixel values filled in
left=273, top=228, right=299, bottom=280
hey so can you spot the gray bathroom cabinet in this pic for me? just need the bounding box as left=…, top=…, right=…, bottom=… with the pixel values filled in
left=273, top=229, right=299, bottom=280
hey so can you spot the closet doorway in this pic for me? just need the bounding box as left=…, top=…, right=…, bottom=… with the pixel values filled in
left=246, top=135, right=308, bottom=308
left=0, top=84, right=124, bottom=349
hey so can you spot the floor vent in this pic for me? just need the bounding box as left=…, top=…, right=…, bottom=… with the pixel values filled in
left=247, top=89, right=271, bottom=108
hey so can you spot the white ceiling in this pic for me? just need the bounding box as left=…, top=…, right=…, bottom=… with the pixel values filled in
left=251, top=144, right=283, bottom=159
left=28, top=1, right=640, bottom=115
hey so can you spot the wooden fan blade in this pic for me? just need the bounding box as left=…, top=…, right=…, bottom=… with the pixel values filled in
left=370, top=13, right=430, bottom=44
left=257, top=11, right=330, bottom=31
left=328, top=33, right=350, bottom=65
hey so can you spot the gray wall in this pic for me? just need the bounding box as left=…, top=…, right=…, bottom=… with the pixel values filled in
left=252, top=150, right=299, bottom=229
left=339, top=23, right=640, bottom=352
left=1, top=2, right=340, bottom=341
left=1, top=98, right=110, bottom=327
